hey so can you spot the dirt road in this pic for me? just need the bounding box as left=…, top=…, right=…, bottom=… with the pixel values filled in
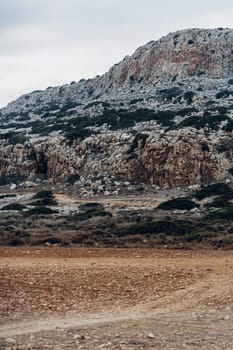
left=0, top=247, right=233, bottom=349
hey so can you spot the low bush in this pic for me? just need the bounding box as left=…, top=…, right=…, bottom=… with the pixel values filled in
left=1, top=203, right=27, bottom=211
left=177, top=113, right=227, bottom=130
left=204, top=197, right=230, bottom=208
left=70, top=209, right=112, bottom=221
left=206, top=206, right=233, bottom=221
left=194, top=183, right=233, bottom=200
left=129, top=98, right=143, bottom=105
left=25, top=207, right=58, bottom=217
left=118, top=220, right=194, bottom=237
left=90, top=210, right=112, bottom=218
left=184, top=229, right=217, bottom=242
left=67, top=174, right=80, bottom=185
left=33, top=190, right=54, bottom=199
left=158, top=198, right=197, bottom=210
left=159, top=87, right=183, bottom=100
left=29, top=197, right=57, bottom=206
left=58, top=107, right=177, bottom=142
left=216, top=90, right=232, bottom=99
left=0, top=176, right=8, bottom=186
left=223, top=120, right=233, bottom=132
left=94, top=108, right=175, bottom=129
left=79, top=202, right=105, bottom=212
left=65, top=128, right=94, bottom=143
left=0, top=194, right=17, bottom=199
left=176, top=107, right=197, bottom=117
left=1, top=132, right=28, bottom=145
left=183, top=91, right=196, bottom=104
left=9, top=239, right=24, bottom=246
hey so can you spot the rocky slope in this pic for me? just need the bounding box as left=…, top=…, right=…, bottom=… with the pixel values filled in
left=0, top=28, right=233, bottom=195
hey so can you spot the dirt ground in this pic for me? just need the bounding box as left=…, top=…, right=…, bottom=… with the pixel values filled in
left=0, top=247, right=233, bottom=349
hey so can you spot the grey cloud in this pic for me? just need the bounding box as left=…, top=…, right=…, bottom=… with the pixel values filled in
left=0, top=0, right=233, bottom=106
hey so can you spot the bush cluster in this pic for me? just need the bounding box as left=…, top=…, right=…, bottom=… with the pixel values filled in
left=194, top=183, right=233, bottom=200
left=118, top=220, right=194, bottom=237
left=158, top=198, right=197, bottom=210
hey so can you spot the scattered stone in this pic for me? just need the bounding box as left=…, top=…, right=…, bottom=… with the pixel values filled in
left=147, top=332, right=155, bottom=339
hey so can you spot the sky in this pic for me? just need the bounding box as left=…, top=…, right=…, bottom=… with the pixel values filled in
left=0, top=0, right=233, bottom=108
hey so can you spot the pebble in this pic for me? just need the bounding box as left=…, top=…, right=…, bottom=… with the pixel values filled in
left=147, top=332, right=155, bottom=339
left=224, top=315, right=230, bottom=321
left=73, top=334, right=80, bottom=340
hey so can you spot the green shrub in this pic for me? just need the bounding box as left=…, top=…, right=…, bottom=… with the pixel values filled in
left=0, top=176, right=8, bottom=186
left=223, top=120, right=233, bottom=132
left=184, top=229, right=217, bottom=242
left=1, top=132, right=27, bottom=145
left=33, top=190, right=53, bottom=199
left=61, top=99, right=79, bottom=111
left=159, top=87, right=183, bottom=100
left=177, top=113, right=227, bottom=130
left=8, top=174, right=27, bottom=184
left=216, top=90, right=232, bottom=99
left=90, top=210, right=112, bottom=217
left=25, top=207, right=58, bottom=216
left=0, top=194, right=17, bottom=199
left=79, top=202, right=105, bottom=212
left=1, top=122, right=26, bottom=130
left=61, top=108, right=175, bottom=140
left=118, top=220, right=194, bottom=237
left=194, top=183, right=233, bottom=200
left=204, top=197, right=230, bottom=208
left=206, top=206, right=233, bottom=221
left=95, top=108, right=175, bottom=129
left=129, top=98, right=143, bottom=105
left=17, top=113, right=31, bottom=121
left=176, top=107, right=197, bottom=117
left=188, top=39, right=194, bottom=45
left=67, top=174, right=80, bottom=185
left=31, top=190, right=57, bottom=206
left=1, top=203, right=27, bottom=211
left=30, top=197, right=57, bottom=206
left=183, top=91, right=195, bottom=104
left=216, top=106, right=228, bottom=115
left=70, top=209, right=112, bottom=221
left=29, top=120, right=46, bottom=134
left=65, top=128, right=94, bottom=143
left=158, top=198, right=197, bottom=210
left=9, top=239, right=24, bottom=246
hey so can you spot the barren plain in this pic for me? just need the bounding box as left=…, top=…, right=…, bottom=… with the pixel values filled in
left=0, top=247, right=233, bottom=349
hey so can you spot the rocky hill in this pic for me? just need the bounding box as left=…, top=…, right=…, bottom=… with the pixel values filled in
left=0, top=28, right=233, bottom=196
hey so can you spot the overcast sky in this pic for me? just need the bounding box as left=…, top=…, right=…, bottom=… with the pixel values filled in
left=0, top=0, right=233, bottom=107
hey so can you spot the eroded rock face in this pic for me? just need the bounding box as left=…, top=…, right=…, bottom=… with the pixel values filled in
left=126, top=129, right=230, bottom=187
left=97, top=28, right=233, bottom=91
left=0, top=129, right=231, bottom=189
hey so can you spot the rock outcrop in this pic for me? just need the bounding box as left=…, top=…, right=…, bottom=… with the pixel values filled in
left=97, top=28, right=233, bottom=91
left=0, top=28, right=233, bottom=193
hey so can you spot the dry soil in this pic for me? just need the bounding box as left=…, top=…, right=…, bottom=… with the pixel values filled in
left=0, top=247, right=233, bottom=349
